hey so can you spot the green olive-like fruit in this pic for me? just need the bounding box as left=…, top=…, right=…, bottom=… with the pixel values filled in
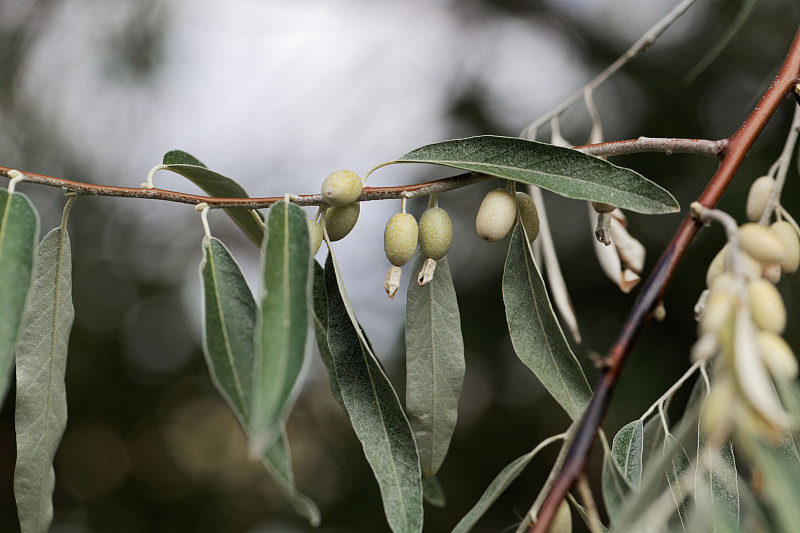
left=325, top=203, right=360, bottom=241
left=307, top=219, right=323, bottom=255
left=770, top=221, right=800, bottom=274
left=746, top=175, right=775, bottom=222
left=476, top=189, right=516, bottom=242
left=384, top=213, right=418, bottom=266
left=516, top=192, right=540, bottom=241
left=418, top=207, right=453, bottom=260
left=321, top=169, right=363, bottom=207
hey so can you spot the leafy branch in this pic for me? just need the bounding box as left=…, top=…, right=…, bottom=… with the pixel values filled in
left=526, top=24, right=800, bottom=533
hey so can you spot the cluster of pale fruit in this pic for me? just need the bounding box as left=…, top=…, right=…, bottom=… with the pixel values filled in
left=312, top=170, right=542, bottom=298
left=695, top=175, right=800, bottom=441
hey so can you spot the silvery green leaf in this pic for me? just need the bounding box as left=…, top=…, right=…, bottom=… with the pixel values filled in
left=568, top=494, right=609, bottom=533
left=405, top=254, right=464, bottom=476
left=502, top=224, right=591, bottom=420
left=602, top=438, right=635, bottom=522
left=613, top=420, right=644, bottom=488
left=200, top=236, right=255, bottom=424
left=310, top=261, right=344, bottom=410
left=0, top=189, right=38, bottom=404
left=14, top=223, right=73, bottom=533
left=750, top=442, right=800, bottom=533
left=696, top=435, right=739, bottom=527
left=664, top=434, right=692, bottom=531
left=324, top=256, right=423, bottom=533
left=161, top=150, right=264, bottom=245
left=422, top=475, right=446, bottom=508
left=199, top=235, right=318, bottom=524
left=392, top=136, right=678, bottom=214
left=641, top=413, right=667, bottom=478
left=260, top=425, right=321, bottom=526
left=251, top=201, right=312, bottom=453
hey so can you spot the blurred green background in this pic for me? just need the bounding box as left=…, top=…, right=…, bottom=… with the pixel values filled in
left=1, top=1, right=800, bottom=532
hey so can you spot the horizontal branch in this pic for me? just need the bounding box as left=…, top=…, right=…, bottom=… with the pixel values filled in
left=0, top=137, right=720, bottom=208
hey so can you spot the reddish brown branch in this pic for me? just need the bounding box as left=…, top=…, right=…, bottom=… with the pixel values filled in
left=528, top=24, right=800, bottom=533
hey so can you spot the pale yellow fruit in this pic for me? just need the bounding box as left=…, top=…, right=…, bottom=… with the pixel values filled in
left=307, top=219, right=323, bottom=255
left=418, top=207, right=453, bottom=260
left=745, top=175, right=775, bottom=222
left=516, top=192, right=540, bottom=241
left=546, top=499, right=572, bottom=533
left=591, top=201, right=616, bottom=213
left=321, top=169, right=363, bottom=207
left=705, top=246, right=728, bottom=288
left=747, top=278, right=786, bottom=333
left=384, top=213, right=418, bottom=267
left=770, top=221, right=800, bottom=274
left=757, top=330, right=798, bottom=378
left=325, top=203, right=360, bottom=241
left=700, top=289, right=736, bottom=336
left=738, top=223, right=786, bottom=264
left=762, top=262, right=781, bottom=284
left=476, top=189, right=516, bottom=242
left=700, top=377, right=736, bottom=437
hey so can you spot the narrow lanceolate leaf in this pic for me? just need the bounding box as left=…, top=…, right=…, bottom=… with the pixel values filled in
left=664, top=434, right=691, bottom=531
left=568, top=495, right=610, bottom=533
left=261, top=425, right=321, bottom=526
left=393, top=136, right=678, bottom=214
left=161, top=150, right=265, bottom=245
left=696, top=435, right=739, bottom=527
left=199, top=235, right=318, bottom=524
left=14, top=223, right=73, bottom=533
left=602, top=421, right=642, bottom=522
left=405, top=254, right=464, bottom=476
left=422, top=475, right=446, bottom=508
left=200, top=237, right=255, bottom=424
left=324, top=256, right=423, bottom=533
left=502, top=225, right=591, bottom=419
left=602, top=450, right=634, bottom=523
left=0, top=189, right=38, bottom=404
left=751, top=442, right=800, bottom=533
left=310, top=261, right=345, bottom=410
left=252, top=201, right=312, bottom=453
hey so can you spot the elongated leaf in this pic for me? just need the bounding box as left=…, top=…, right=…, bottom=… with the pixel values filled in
left=405, top=254, right=464, bottom=476
left=200, top=237, right=255, bottom=424
left=641, top=414, right=667, bottom=478
left=750, top=442, right=800, bottom=533
left=422, top=475, right=446, bottom=508
left=502, top=224, right=591, bottom=419
left=664, top=434, right=692, bottom=531
left=251, top=201, right=312, bottom=453
left=324, top=256, right=422, bottom=533
left=261, top=425, right=321, bottom=526
left=602, top=447, right=635, bottom=522
left=310, top=261, right=345, bottom=410
left=568, top=494, right=609, bottom=533
left=198, top=235, right=318, bottom=524
left=0, top=189, right=38, bottom=404
left=696, top=436, right=739, bottom=527
left=393, top=136, right=678, bottom=214
left=161, top=150, right=264, bottom=245
left=14, top=223, right=73, bottom=533
left=613, top=421, right=644, bottom=488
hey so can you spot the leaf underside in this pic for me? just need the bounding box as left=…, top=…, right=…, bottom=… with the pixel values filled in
left=394, top=136, right=679, bottom=214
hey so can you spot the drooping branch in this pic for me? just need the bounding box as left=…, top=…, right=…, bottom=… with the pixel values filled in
left=0, top=137, right=720, bottom=208
left=526, top=24, right=800, bottom=533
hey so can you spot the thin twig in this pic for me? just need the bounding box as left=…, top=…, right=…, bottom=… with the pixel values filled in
left=0, top=137, right=720, bottom=208
left=528, top=24, right=800, bottom=533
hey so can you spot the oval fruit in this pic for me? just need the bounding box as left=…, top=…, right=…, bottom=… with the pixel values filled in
left=745, top=175, right=775, bottom=222
left=418, top=207, right=453, bottom=260
left=516, top=192, right=540, bottom=241
left=748, top=278, right=786, bottom=334
left=738, top=223, right=786, bottom=264
left=321, top=169, right=363, bottom=207
left=307, top=218, right=323, bottom=255
left=770, top=221, right=800, bottom=274
left=384, top=213, right=418, bottom=266
left=476, top=189, right=516, bottom=242
left=325, top=203, right=360, bottom=241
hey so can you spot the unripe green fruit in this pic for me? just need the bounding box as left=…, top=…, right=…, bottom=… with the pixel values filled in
left=770, top=221, right=800, bottom=274
left=418, top=207, right=453, bottom=260
left=476, top=189, right=516, bottom=242
left=321, top=169, right=363, bottom=207
left=739, top=223, right=786, bottom=264
left=325, top=203, right=360, bottom=241
left=746, top=175, right=775, bottom=222
left=384, top=213, right=418, bottom=267
left=516, top=192, right=540, bottom=241
left=307, top=219, right=323, bottom=255
left=748, top=278, right=786, bottom=334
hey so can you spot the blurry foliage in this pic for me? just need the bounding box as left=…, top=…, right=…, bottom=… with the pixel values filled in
left=1, top=1, right=799, bottom=532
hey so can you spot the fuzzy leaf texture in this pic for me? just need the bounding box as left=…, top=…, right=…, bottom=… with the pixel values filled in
left=393, top=136, right=679, bottom=214
left=602, top=421, right=643, bottom=523
left=310, top=261, right=345, bottom=411
left=0, top=189, right=38, bottom=404
left=199, top=235, right=318, bottom=524
left=324, top=256, right=423, bottom=533
left=251, top=201, right=312, bottom=453
left=664, top=434, right=691, bottom=530
left=502, top=224, right=592, bottom=419
left=161, top=150, right=265, bottom=245
left=405, top=254, right=465, bottom=476
left=14, top=226, right=73, bottom=533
